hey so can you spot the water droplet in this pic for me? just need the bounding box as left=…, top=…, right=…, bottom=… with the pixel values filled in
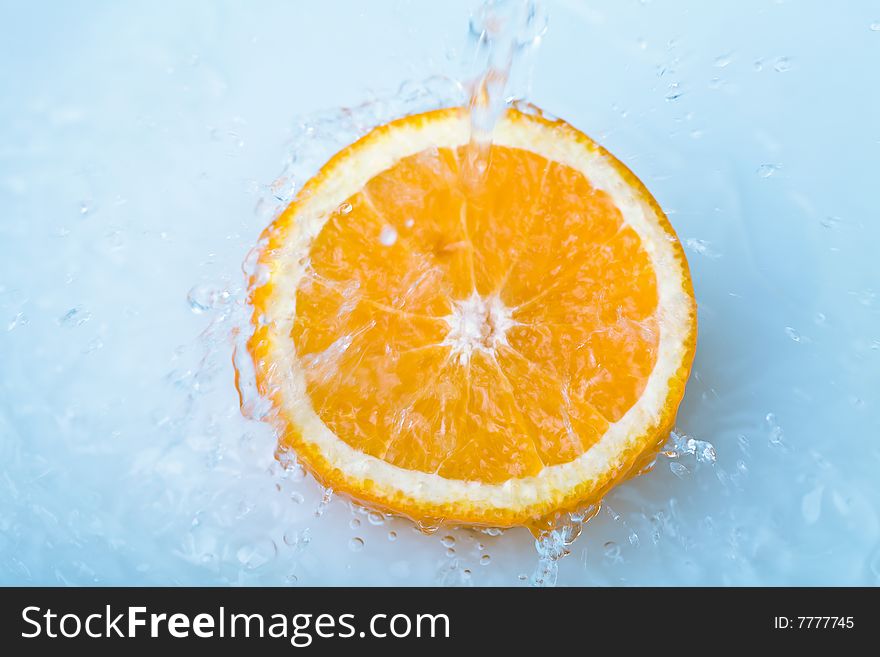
left=348, top=537, right=364, bottom=552
left=283, top=529, right=310, bottom=550
left=480, top=554, right=491, bottom=566
left=367, top=511, right=385, bottom=526
left=753, top=58, right=764, bottom=71
left=379, top=225, right=398, bottom=246
left=714, top=52, right=734, bottom=68
left=871, top=21, right=880, bottom=32
left=757, top=163, right=781, bottom=178
left=773, top=56, right=792, bottom=72
left=481, top=527, right=504, bottom=537
left=236, top=539, right=277, bottom=570
left=271, top=178, right=294, bottom=202
left=7, top=312, right=29, bottom=331
left=603, top=541, right=622, bottom=563
left=446, top=548, right=456, bottom=558
left=338, top=202, right=353, bottom=215
left=820, top=215, right=843, bottom=229
left=416, top=519, right=442, bottom=534
left=187, top=283, right=230, bottom=314
left=801, top=485, right=824, bottom=524
left=664, top=83, right=683, bottom=101
left=440, top=535, right=456, bottom=548
left=314, top=487, right=333, bottom=517
left=784, top=326, right=801, bottom=342
left=690, top=438, right=717, bottom=464
left=404, top=217, right=415, bottom=228
left=82, top=337, right=104, bottom=354
left=670, top=461, right=690, bottom=478
left=766, top=412, right=785, bottom=447
left=685, top=238, right=721, bottom=258
left=387, top=530, right=398, bottom=541
left=285, top=574, right=298, bottom=585
left=58, top=306, right=92, bottom=327
left=79, top=201, right=91, bottom=215
left=290, top=491, right=304, bottom=504
left=349, top=518, right=361, bottom=529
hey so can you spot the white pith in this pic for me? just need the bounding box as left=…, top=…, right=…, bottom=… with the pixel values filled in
left=255, top=110, right=693, bottom=513
left=442, top=293, right=514, bottom=366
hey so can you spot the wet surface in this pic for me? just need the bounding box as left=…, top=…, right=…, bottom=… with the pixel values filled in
left=1, top=0, right=879, bottom=585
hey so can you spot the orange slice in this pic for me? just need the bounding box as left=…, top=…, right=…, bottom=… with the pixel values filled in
left=245, top=107, right=697, bottom=530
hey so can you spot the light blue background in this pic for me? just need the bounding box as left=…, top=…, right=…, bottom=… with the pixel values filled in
left=1, top=0, right=878, bottom=585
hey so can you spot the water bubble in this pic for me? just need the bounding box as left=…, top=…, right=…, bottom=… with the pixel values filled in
left=784, top=326, right=801, bottom=343
left=670, top=461, right=690, bottom=479
left=387, top=531, right=398, bottom=541
left=440, top=535, right=456, bottom=548
left=236, top=539, right=277, bottom=570
left=338, top=202, right=353, bottom=215
left=187, top=283, right=230, bottom=314
left=480, top=554, right=491, bottom=566
left=379, top=225, right=398, bottom=246
left=773, top=56, right=792, bottom=72
left=757, top=163, right=781, bottom=178
left=348, top=537, right=364, bottom=552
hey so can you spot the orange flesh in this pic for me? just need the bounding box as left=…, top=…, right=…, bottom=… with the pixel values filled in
left=291, top=144, right=659, bottom=484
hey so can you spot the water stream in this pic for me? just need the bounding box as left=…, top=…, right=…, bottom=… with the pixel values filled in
left=1, top=0, right=877, bottom=586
